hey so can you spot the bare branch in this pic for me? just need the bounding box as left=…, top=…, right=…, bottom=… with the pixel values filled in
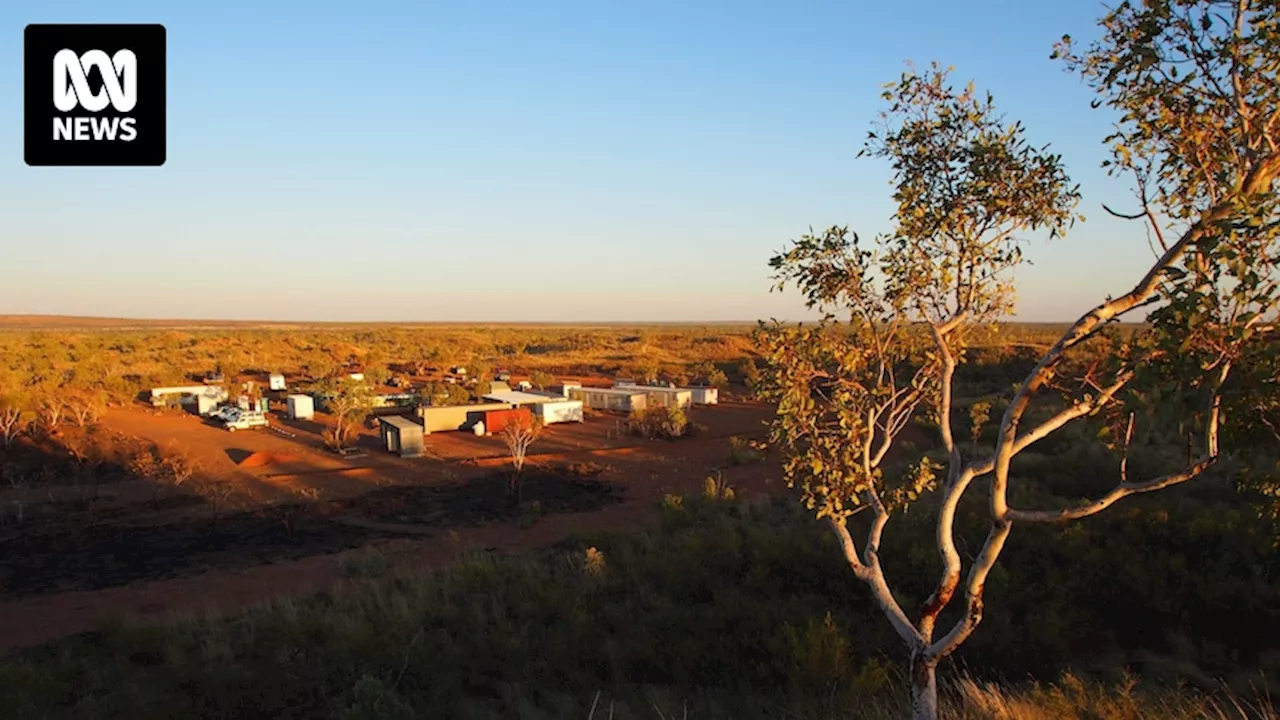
left=1006, top=457, right=1217, bottom=523
left=1103, top=204, right=1146, bottom=221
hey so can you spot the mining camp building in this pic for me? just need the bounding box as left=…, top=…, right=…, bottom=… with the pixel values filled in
left=378, top=416, right=424, bottom=457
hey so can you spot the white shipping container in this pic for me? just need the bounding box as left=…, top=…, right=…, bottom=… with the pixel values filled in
left=535, top=400, right=584, bottom=424
left=196, top=394, right=220, bottom=416
left=689, top=387, right=719, bottom=405
left=287, top=394, right=315, bottom=420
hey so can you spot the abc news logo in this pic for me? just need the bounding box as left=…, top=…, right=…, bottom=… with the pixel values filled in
left=24, top=24, right=166, bottom=166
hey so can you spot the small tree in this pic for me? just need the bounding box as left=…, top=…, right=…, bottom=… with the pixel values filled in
left=65, top=387, right=106, bottom=427
left=199, top=480, right=236, bottom=531
left=529, top=371, right=555, bottom=391
left=757, top=5, right=1280, bottom=716
left=0, top=391, right=28, bottom=450
left=36, top=390, right=65, bottom=433
left=500, top=414, right=542, bottom=504
left=422, top=381, right=470, bottom=407
left=159, top=445, right=196, bottom=496
left=320, top=377, right=376, bottom=451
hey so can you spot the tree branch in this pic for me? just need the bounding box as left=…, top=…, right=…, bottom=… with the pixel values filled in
left=924, top=519, right=1012, bottom=661
left=826, top=516, right=924, bottom=649
left=1005, top=457, right=1217, bottom=523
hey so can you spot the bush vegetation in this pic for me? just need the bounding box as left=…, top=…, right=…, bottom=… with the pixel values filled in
left=627, top=406, right=691, bottom=440
left=1, top=489, right=1276, bottom=718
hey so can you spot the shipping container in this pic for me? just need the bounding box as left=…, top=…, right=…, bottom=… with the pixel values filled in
left=689, top=387, right=719, bottom=405
left=482, top=407, right=533, bottom=435
left=379, top=416, right=424, bottom=457
left=195, top=394, right=220, bottom=416
left=286, top=394, right=314, bottom=420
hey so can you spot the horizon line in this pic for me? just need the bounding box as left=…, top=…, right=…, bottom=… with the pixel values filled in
left=0, top=313, right=1140, bottom=329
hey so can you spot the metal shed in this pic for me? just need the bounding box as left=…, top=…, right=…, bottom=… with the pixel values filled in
left=379, top=416, right=424, bottom=457
left=568, top=387, right=648, bottom=413
left=689, top=386, right=719, bottom=405
left=286, top=394, right=314, bottom=420
left=196, top=394, right=221, bottom=416
left=416, top=402, right=512, bottom=433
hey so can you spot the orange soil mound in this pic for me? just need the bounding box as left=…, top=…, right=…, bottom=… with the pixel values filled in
left=237, top=452, right=298, bottom=468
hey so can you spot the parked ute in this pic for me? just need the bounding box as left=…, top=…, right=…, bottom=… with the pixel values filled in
left=210, top=406, right=239, bottom=423
left=224, top=411, right=268, bottom=432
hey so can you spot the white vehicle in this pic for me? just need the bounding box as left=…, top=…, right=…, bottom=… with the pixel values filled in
left=210, top=406, right=240, bottom=423
left=224, top=410, right=268, bottom=432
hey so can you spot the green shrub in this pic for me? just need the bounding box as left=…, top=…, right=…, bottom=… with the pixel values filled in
left=727, top=435, right=767, bottom=465
left=627, top=406, right=690, bottom=439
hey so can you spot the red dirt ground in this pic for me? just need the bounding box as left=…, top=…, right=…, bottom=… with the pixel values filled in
left=0, top=400, right=788, bottom=650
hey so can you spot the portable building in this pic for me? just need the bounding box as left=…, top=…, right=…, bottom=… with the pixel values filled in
left=534, top=399, right=584, bottom=425
left=517, top=380, right=533, bottom=391
left=379, top=416, right=425, bottom=457
left=482, top=407, right=533, bottom=435
left=269, top=373, right=286, bottom=391
left=150, top=385, right=228, bottom=408
left=416, top=402, right=512, bottom=433
left=569, top=387, right=648, bottom=413
left=559, top=382, right=582, bottom=398
left=195, top=394, right=220, bottom=416
left=484, top=390, right=557, bottom=407
left=614, top=378, right=638, bottom=388
left=689, top=387, right=719, bottom=405
left=286, top=394, right=314, bottom=420
left=633, top=386, right=693, bottom=410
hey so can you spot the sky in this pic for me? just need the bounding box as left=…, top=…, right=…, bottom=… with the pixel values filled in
left=0, top=0, right=1161, bottom=323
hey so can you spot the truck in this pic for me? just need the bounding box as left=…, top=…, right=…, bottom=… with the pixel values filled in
left=223, top=409, right=269, bottom=432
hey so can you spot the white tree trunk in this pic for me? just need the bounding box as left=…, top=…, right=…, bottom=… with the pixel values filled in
left=911, top=661, right=939, bottom=720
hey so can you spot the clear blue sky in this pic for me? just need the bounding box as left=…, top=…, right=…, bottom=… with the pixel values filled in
left=0, top=0, right=1156, bottom=322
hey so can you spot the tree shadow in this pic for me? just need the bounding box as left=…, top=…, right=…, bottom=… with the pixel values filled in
left=343, top=462, right=625, bottom=527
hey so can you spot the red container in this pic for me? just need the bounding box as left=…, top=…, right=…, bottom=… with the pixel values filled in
left=483, top=407, right=532, bottom=435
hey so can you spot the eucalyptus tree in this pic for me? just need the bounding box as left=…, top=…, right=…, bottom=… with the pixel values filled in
left=755, top=2, right=1280, bottom=716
